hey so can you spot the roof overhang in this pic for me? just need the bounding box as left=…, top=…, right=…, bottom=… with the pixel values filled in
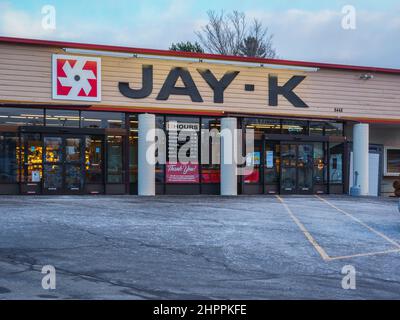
left=1, top=36, right=400, bottom=75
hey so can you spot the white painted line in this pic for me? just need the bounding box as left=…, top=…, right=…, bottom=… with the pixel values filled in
left=328, top=248, right=400, bottom=261
left=315, top=195, right=400, bottom=249
left=276, top=195, right=331, bottom=262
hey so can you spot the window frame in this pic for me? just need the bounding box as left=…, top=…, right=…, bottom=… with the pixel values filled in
left=384, top=146, right=400, bottom=176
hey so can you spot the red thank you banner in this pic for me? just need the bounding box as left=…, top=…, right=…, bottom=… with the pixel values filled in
left=166, top=162, right=199, bottom=183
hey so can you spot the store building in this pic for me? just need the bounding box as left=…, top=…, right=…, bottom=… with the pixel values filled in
left=0, top=37, right=400, bottom=197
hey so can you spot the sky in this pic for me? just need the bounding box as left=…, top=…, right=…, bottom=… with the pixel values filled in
left=0, top=0, right=399, bottom=68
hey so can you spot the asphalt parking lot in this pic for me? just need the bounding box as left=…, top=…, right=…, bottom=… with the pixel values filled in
left=1, top=195, right=400, bottom=299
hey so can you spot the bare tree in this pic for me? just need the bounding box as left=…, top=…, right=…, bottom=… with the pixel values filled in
left=196, top=10, right=277, bottom=58
left=239, top=20, right=277, bottom=58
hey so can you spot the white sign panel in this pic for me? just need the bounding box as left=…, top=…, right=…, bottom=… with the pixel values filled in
left=52, top=54, right=101, bottom=102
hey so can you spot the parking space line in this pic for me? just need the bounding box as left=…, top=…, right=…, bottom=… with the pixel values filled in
left=328, top=248, right=400, bottom=261
left=315, top=195, right=400, bottom=250
left=276, top=195, right=331, bottom=261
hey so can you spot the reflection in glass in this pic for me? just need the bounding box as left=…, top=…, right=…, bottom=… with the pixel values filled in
left=281, top=167, right=296, bottom=191
left=244, top=141, right=261, bottom=184
left=44, top=164, right=62, bottom=190
left=297, top=144, right=313, bottom=191
left=107, top=136, right=123, bottom=183
left=330, top=143, right=344, bottom=184
left=244, top=118, right=281, bottom=134
left=309, top=122, right=325, bottom=136
left=46, top=109, right=80, bottom=127
left=0, top=108, right=44, bottom=126
left=298, top=167, right=313, bottom=191
left=65, top=165, right=82, bottom=190
left=281, top=144, right=296, bottom=167
left=81, top=111, right=125, bottom=129
left=313, top=143, right=326, bottom=184
left=282, top=120, right=308, bottom=135
left=264, top=142, right=280, bottom=184
left=298, top=144, right=313, bottom=167
left=325, top=122, right=344, bottom=136
left=85, top=136, right=103, bottom=183
left=0, top=133, right=18, bottom=183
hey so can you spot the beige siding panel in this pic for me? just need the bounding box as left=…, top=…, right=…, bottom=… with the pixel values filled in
left=1, top=43, right=400, bottom=120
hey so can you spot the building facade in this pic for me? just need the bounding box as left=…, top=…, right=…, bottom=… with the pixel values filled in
left=0, top=37, right=400, bottom=196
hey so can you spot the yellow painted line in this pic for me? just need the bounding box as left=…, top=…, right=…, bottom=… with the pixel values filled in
left=276, top=195, right=331, bottom=261
left=328, top=248, right=400, bottom=261
left=315, top=195, right=400, bottom=249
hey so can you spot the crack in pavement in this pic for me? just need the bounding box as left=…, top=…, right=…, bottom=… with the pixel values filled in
left=0, top=252, right=218, bottom=300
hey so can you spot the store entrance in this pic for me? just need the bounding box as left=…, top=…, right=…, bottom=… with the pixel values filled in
left=21, top=131, right=105, bottom=195
left=280, top=142, right=314, bottom=194
left=42, top=135, right=85, bottom=194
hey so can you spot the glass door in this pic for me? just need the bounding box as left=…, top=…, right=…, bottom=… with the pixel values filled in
left=297, top=144, right=314, bottom=194
left=264, top=141, right=280, bottom=194
left=280, top=143, right=314, bottom=194
left=280, top=143, right=297, bottom=194
left=43, top=137, right=63, bottom=193
left=43, top=135, right=84, bottom=194
left=20, top=133, right=43, bottom=194
left=65, top=137, right=83, bottom=193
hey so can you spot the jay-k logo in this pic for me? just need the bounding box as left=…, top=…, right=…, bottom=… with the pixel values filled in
left=52, top=54, right=101, bottom=102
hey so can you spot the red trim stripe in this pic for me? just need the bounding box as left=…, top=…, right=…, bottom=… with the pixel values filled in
left=1, top=36, right=400, bottom=75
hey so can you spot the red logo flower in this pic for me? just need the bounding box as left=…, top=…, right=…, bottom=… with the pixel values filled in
left=52, top=55, right=101, bottom=102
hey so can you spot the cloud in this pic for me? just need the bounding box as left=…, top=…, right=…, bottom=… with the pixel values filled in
left=0, top=2, right=47, bottom=38
left=0, top=2, right=399, bottom=68
left=245, top=8, right=400, bottom=68
left=0, top=2, right=76, bottom=40
left=0, top=0, right=200, bottom=49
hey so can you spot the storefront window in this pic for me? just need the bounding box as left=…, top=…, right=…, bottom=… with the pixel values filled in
left=264, top=142, right=280, bottom=184
left=309, top=122, right=325, bottom=136
left=65, top=138, right=81, bottom=162
left=45, top=109, right=80, bottom=127
left=23, top=134, right=43, bottom=183
left=201, top=118, right=220, bottom=184
left=313, top=142, right=327, bottom=184
left=329, top=143, right=344, bottom=184
left=0, top=108, right=44, bottom=126
left=243, top=118, right=281, bottom=135
left=385, top=148, right=400, bottom=175
left=85, top=136, right=103, bottom=183
left=0, top=133, right=18, bottom=183
left=81, top=111, right=125, bottom=129
left=282, top=120, right=308, bottom=135
left=107, top=136, right=124, bottom=183
left=44, top=137, right=62, bottom=163
left=325, top=122, right=344, bottom=136
left=165, top=116, right=199, bottom=184
left=244, top=141, right=261, bottom=184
